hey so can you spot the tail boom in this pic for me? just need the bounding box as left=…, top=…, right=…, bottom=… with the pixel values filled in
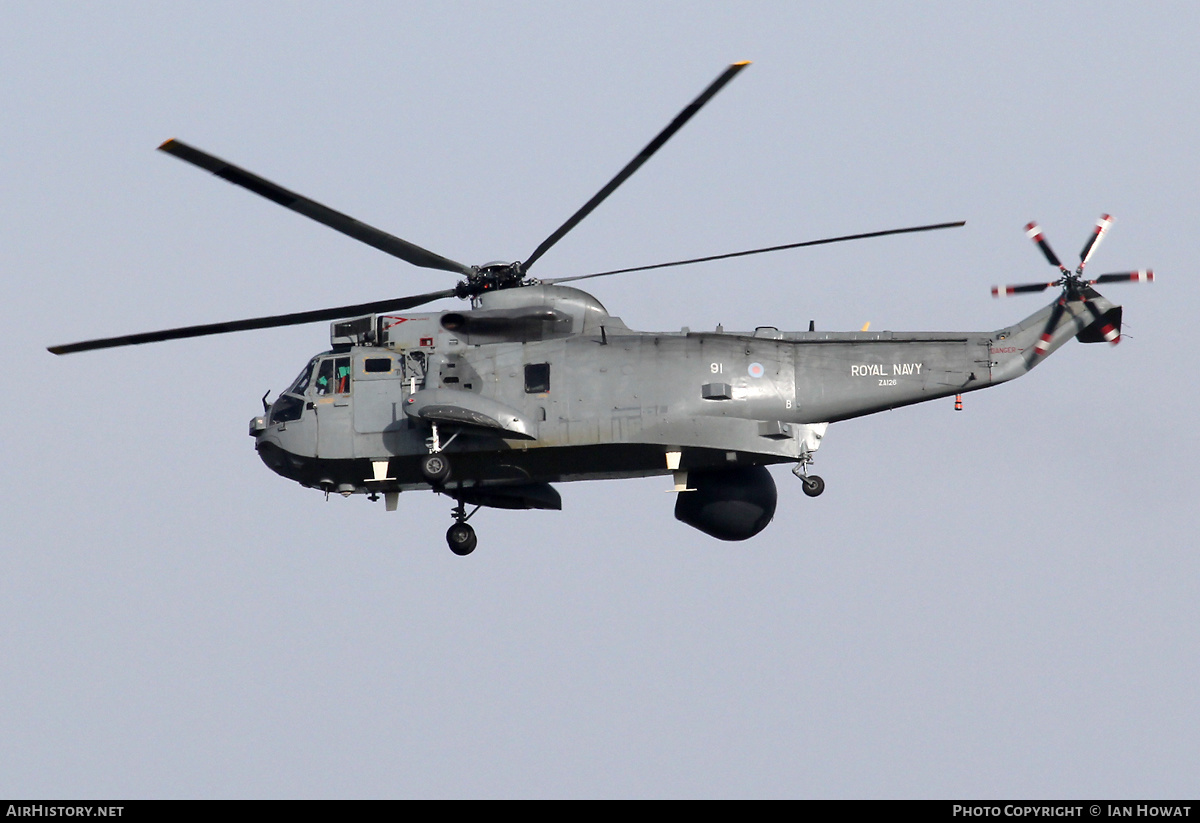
left=989, top=288, right=1122, bottom=384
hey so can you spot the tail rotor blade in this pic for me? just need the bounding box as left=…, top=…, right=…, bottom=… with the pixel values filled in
left=1090, top=269, right=1154, bottom=285
left=1031, top=297, right=1067, bottom=360
left=991, top=281, right=1058, bottom=298
left=1079, top=213, right=1113, bottom=270
left=1026, top=221, right=1069, bottom=273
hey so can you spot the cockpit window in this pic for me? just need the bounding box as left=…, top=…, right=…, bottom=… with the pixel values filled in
left=268, top=394, right=304, bottom=424
left=315, top=356, right=352, bottom=395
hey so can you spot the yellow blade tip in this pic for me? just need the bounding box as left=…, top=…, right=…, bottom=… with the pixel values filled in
left=860, top=322, right=871, bottom=332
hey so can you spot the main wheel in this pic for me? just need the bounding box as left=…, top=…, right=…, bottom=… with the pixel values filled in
left=802, top=475, right=825, bottom=497
left=446, top=522, right=477, bottom=556
left=421, top=453, right=451, bottom=484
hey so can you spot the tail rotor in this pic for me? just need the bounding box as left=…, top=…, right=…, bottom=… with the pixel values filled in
left=991, top=214, right=1153, bottom=356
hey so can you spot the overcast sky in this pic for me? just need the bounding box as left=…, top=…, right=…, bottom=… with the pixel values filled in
left=2, top=1, right=1196, bottom=798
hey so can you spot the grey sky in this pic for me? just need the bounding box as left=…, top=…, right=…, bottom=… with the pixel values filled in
left=2, top=1, right=1196, bottom=798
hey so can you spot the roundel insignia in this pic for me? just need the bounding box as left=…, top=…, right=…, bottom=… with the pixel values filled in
left=748, top=362, right=765, bottom=378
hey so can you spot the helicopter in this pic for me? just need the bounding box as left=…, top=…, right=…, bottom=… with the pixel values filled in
left=49, top=63, right=1153, bottom=555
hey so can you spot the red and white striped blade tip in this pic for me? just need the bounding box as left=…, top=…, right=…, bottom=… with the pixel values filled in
left=1080, top=214, right=1114, bottom=266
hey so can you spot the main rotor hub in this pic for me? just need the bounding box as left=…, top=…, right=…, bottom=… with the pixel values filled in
left=456, top=261, right=528, bottom=300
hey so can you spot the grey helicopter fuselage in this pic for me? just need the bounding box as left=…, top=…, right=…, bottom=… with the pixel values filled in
left=47, top=64, right=1149, bottom=552
left=251, top=281, right=1121, bottom=523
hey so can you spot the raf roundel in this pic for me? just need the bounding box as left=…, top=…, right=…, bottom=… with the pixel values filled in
left=748, top=362, right=765, bottom=379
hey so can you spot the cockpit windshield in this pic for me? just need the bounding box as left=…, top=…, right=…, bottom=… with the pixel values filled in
left=286, top=359, right=317, bottom=396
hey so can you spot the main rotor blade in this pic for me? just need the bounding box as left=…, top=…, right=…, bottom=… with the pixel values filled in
left=158, top=139, right=473, bottom=276
left=544, top=221, right=966, bottom=285
left=521, top=61, right=751, bottom=273
left=48, top=289, right=457, bottom=355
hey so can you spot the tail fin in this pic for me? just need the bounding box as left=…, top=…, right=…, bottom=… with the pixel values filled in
left=1074, top=287, right=1123, bottom=344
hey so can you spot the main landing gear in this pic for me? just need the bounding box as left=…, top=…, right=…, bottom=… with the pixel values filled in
left=792, top=447, right=825, bottom=497
left=422, top=422, right=480, bottom=555
left=447, top=521, right=477, bottom=555
left=421, top=422, right=460, bottom=486
left=446, top=498, right=481, bottom=556
left=421, top=452, right=451, bottom=484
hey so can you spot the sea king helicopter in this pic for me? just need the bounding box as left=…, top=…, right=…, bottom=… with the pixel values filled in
left=49, top=63, right=1153, bottom=555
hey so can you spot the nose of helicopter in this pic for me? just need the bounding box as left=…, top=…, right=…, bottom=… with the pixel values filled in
left=249, top=413, right=283, bottom=473
left=249, top=414, right=266, bottom=437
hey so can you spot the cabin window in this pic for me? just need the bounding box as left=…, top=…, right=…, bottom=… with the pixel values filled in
left=525, top=363, right=550, bottom=394
left=363, top=357, right=393, bottom=374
